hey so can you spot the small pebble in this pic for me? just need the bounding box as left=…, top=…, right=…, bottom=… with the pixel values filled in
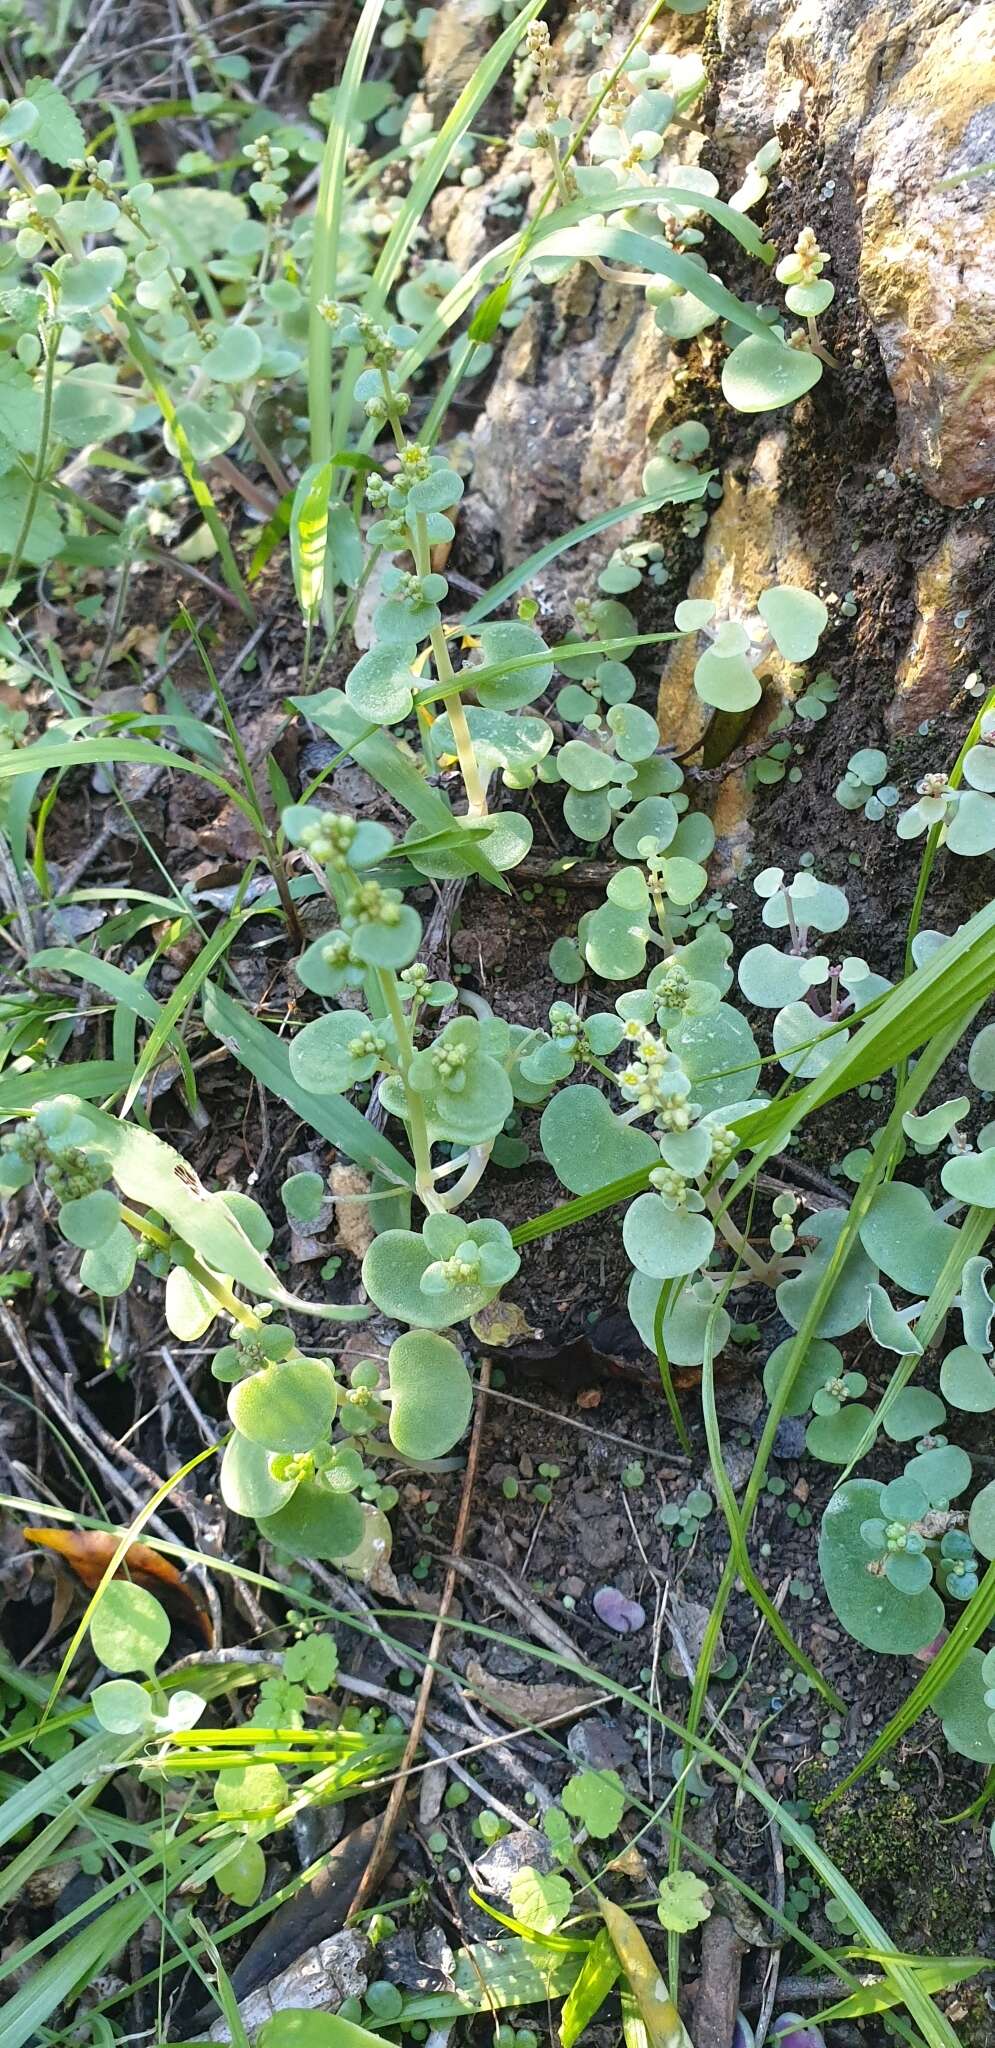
left=593, top=1585, right=646, bottom=1633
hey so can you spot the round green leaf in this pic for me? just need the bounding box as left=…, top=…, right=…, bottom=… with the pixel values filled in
left=346, top=644, right=418, bottom=724
left=362, top=1230, right=494, bottom=1328
left=946, top=789, right=995, bottom=856
left=968, top=1022, right=995, bottom=1090
left=940, top=1345, right=995, bottom=1413
left=622, top=1192, right=715, bottom=1280
left=80, top=1224, right=139, bottom=1298
left=91, top=1582, right=169, bottom=1676
left=883, top=1386, right=948, bottom=1439
left=228, top=1358, right=337, bottom=1454
left=777, top=1208, right=878, bottom=1337
left=388, top=1330, right=472, bottom=1458
left=693, top=647, right=761, bottom=712
left=290, top=1010, right=392, bottom=1095
left=805, top=1404, right=875, bottom=1464
left=762, top=1337, right=843, bottom=1417
left=721, top=335, right=822, bottom=412
left=935, top=1650, right=995, bottom=1763
left=627, top=1273, right=730, bottom=1364
left=540, top=1085, right=659, bottom=1195
left=58, top=1189, right=121, bottom=1250
left=471, top=621, right=553, bottom=710
left=819, top=1479, right=944, bottom=1653
left=57, top=247, right=127, bottom=313
left=858, top=1183, right=959, bottom=1295
left=942, top=1147, right=995, bottom=1206
left=257, top=1478, right=365, bottom=1561
left=903, top=1443, right=972, bottom=1504
left=220, top=1435, right=296, bottom=1518
left=216, top=1838, right=267, bottom=1907
left=201, top=324, right=263, bottom=384
left=92, top=1678, right=154, bottom=1735
left=968, top=1478, right=995, bottom=1559
left=756, top=585, right=828, bottom=662
left=669, top=1003, right=761, bottom=1114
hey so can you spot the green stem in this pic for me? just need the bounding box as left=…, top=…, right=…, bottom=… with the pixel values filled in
left=6, top=315, right=61, bottom=589
left=412, top=513, right=487, bottom=817
left=375, top=968, right=439, bottom=1211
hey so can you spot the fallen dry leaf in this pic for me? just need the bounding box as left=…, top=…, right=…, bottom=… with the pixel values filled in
left=24, top=1528, right=213, bottom=1645
left=464, top=1657, right=602, bottom=1725
left=330, top=1162, right=375, bottom=1259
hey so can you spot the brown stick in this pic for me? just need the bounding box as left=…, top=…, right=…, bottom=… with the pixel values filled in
left=346, top=1357, right=492, bottom=1921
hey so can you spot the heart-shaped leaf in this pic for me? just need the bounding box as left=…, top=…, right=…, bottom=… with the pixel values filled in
left=540, top=1086, right=659, bottom=1195
left=622, top=1193, right=715, bottom=1280
left=721, top=335, right=822, bottom=412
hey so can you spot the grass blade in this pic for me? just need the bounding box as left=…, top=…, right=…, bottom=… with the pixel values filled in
left=201, top=978, right=414, bottom=1196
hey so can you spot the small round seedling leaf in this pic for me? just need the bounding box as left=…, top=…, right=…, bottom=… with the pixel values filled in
left=549, top=935, right=585, bottom=985
left=903, top=1443, right=972, bottom=1504
left=228, top=1358, right=337, bottom=1454
left=942, top=1148, right=995, bottom=1206
left=935, top=1649, right=995, bottom=1764
left=363, top=1229, right=495, bottom=1328
left=282, top=1171, right=324, bottom=1225
left=80, top=1224, right=139, bottom=1298
left=777, top=1209, right=878, bottom=1337
left=969, top=1478, right=995, bottom=1560
left=91, top=1582, right=169, bottom=1676
left=202, top=324, right=263, bottom=384
left=388, top=1330, right=472, bottom=1459
left=762, top=1337, right=843, bottom=1417
left=216, top=1839, right=267, bottom=1907
left=884, top=1386, right=948, bottom=1440
left=969, top=1022, right=995, bottom=1090
left=165, top=1265, right=219, bottom=1342
left=858, top=1183, right=959, bottom=1296
left=693, top=647, right=761, bottom=712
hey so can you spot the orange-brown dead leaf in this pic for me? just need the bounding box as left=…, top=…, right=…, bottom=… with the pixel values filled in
left=23, top=1528, right=213, bottom=1645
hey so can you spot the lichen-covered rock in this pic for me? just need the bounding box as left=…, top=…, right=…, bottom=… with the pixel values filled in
left=888, top=527, right=986, bottom=733
left=471, top=294, right=673, bottom=593
left=656, top=434, right=824, bottom=871
left=717, top=0, right=995, bottom=506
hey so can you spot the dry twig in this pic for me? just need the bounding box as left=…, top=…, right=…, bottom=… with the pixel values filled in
left=346, top=1359, right=492, bottom=1921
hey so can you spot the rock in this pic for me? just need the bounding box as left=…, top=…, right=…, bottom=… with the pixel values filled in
left=567, top=1716, right=635, bottom=1771
left=888, top=527, right=986, bottom=733
left=208, top=1930, right=371, bottom=2041
left=657, top=433, right=824, bottom=871
left=422, top=0, right=493, bottom=119
left=852, top=9, right=995, bottom=506
left=476, top=1827, right=554, bottom=1898
left=718, top=0, right=995, bottom=506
